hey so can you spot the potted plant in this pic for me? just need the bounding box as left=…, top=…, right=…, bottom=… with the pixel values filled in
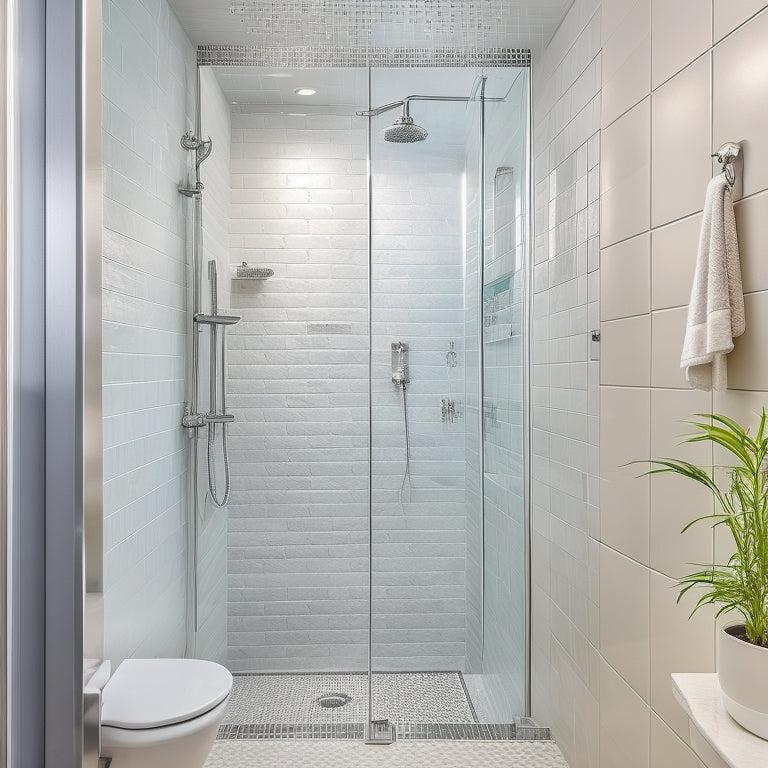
left=648, top=410, right=768, bottom=739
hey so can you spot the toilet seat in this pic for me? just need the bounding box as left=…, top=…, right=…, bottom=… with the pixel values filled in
left=102, top=658, right=233, bottom=729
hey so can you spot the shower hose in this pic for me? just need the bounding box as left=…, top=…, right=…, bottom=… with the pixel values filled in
left=206, top=309, right=231, bottom=509
left=399, top=382, right=412, bottom=503
left=207, top=419, right=231, bottom=508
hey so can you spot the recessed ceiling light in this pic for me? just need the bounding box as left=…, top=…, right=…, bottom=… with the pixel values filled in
left=294, top=87, right=317, bottom=96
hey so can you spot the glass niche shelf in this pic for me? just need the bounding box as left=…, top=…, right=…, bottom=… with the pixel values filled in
left=483, top=274, right=522, bottom=344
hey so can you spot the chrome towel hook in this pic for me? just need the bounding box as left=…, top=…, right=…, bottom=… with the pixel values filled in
left=712, top=141, right=741, bottom=189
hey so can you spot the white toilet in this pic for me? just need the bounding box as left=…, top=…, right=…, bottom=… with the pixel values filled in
left=98, top=658, right=232, bottom=768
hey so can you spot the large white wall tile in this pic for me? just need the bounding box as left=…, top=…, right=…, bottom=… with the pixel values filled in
left=601, top=99, right=651, bottom=247
left=650, top=307, right=688, bottom=389
left=734, top=191, right=768, bottom=293
left=599, top=656, right=651, bottom=768
left=651, top=0, right=712, bottom=88
left=651, top=214, right=701, bottom=311
left=651, top=57, right=712, bottom=227
left=650, top=573, right=715, bottom=742
left=649, top=389, right=714, bottom=580
left=601, top=315, right=651, bottom=386
left=603, top=0, right=642, bottom=41
left=714, top=0, right=768, bottom=39
left=602, top=0, right=650, bottom=127
left=727, top=291, right=768, bottom=391
left=650, top=712, right=707, bottom=768
left=600, top=386, right=650, bottom=564
left=713, top=9, right=768, bottom=197
left=600, top=234, right=650, bottom=321
left=710, top=390, right=767, bottom=569
left=600, top=546, right=650, bottom=700
left=712, top=388, right=768, bottom=429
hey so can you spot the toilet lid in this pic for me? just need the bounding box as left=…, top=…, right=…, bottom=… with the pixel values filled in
left=101, top=659, right=233, bottom=729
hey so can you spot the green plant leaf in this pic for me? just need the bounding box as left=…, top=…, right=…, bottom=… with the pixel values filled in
left=650, top=412, right=768, bottom=646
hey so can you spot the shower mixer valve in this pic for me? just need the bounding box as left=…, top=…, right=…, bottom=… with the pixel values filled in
left=182, top=408, right=235, bottom=429
left=446, top=341, right=458, bottom=368
left=441, top=398, right=463, bottom=424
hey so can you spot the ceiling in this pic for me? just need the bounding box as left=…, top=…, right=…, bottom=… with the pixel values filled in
left=209, top=65, right=525, bottom=164
left=212, top=67, right=369, bottom=109
left=211, top=66, right=515, bottom=109
left=168, top=0, right=572, bottom=52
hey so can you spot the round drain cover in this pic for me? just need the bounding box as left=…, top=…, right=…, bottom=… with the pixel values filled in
left=317, top=692, right=352, bottom=709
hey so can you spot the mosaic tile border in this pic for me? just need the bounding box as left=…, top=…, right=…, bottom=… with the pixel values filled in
left=217, top=722, right=552, bottom=741
left=197, top=45, right=531, bottom=68
left=226, top=0, right=555, bottom=51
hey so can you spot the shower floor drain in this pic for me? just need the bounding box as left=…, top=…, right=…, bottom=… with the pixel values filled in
left=317, top=693, right=352, bottom=709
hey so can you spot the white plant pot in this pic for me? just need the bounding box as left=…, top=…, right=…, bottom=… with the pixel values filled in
left=717, top=622, right=768, bottom=739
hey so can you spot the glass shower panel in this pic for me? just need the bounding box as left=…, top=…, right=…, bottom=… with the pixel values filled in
left=368, top=68, right=475, bottom=702
left=369, top=66, right=529, bottom=733
left=479, top=69, right=529, bottom=721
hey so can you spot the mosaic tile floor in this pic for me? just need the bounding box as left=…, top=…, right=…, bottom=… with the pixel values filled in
left=221, top=672, right=477, bottom=726
left=205, top=739, right=570, bottom=767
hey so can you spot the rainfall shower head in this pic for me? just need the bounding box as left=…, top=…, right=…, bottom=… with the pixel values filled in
left=384, top=103, right=428, bottom=143
left=385, top=115, right=428, bottom=143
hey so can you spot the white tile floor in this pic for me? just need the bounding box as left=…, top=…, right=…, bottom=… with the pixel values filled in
left=205, top=739, right=570, bottom=767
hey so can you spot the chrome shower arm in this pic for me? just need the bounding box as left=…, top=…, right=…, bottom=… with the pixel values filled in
left=356, top=99, right=405, bottom=117
left=356, top=93, right=504, bottom=117
left=358, top=95, right=467, bottom=117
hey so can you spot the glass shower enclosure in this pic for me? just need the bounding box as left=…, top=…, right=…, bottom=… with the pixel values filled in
left=188, top=62, right=531, bottom=737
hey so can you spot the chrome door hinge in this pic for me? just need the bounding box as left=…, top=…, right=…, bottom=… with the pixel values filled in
left=366, top=719, right=396, bottom=745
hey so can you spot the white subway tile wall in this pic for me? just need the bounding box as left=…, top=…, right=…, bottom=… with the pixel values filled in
left=225, top=105, right=478, bottom=672
left=530, top=0, right=602, bottom=765
left=193, top=67, right=233, bottom=664
left=226, top=109, right=371, bottom=672
left=102, top=0, right=196, bottom=664
left=370, top=146, right=468, bottom=672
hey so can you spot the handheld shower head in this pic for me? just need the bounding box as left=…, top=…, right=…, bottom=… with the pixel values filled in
left=384, top=103, right=428, bottom=143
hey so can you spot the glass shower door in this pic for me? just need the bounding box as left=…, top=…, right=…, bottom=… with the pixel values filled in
left=477, top=70, right=530, bottom=721
left=368, top=65, right=530, bottom=737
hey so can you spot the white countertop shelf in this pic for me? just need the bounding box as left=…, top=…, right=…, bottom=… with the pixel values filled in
left=672, top=673, right=768, bottom=768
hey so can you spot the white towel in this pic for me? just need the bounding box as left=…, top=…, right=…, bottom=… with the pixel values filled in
left=681, top=172, right=745, bottom=391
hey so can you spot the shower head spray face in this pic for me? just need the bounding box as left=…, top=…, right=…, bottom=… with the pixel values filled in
left=384, top=115, right=428, bottom=143
left=384, top=102, right=428, bottom=143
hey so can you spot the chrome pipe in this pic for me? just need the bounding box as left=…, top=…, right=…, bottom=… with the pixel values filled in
left=478, top=75, right=487, bottom=655
left=523, top=68, right=534, bottom=720
left=357, top=93, right=504, bottom=117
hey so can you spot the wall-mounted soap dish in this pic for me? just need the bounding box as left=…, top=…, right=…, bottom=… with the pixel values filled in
left=232, top=261, right=274, bottom=279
